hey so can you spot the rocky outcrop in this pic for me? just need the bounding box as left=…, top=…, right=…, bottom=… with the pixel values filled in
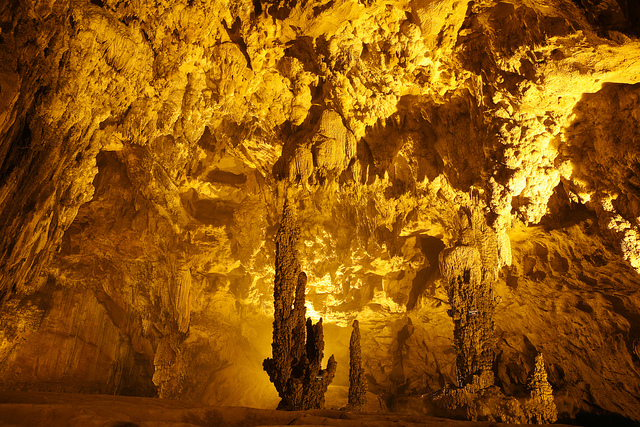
left=431, top=352, right=558, bottom=424
left=263, top=200, right=336, bottom=410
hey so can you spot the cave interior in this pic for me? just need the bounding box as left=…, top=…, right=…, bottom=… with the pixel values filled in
left=1, top=0, right=640, bottom=425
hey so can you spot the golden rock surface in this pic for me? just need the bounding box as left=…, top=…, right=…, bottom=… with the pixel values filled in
left=0, top=0, right=640, bottom=423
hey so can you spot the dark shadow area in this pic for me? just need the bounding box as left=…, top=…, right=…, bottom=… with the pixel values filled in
left=180, top=189, right=238, bottom=228
left=407, top=236, right=444, bottom=310
left=251, top=0, right=262, bottom=16
left=206, top=169, right=247, bottom=187
left=602, top=294, right=640, bottom=365
left=532, top=183, right=595, bottom=232
left=284, top=36, right=321, bottom=74
left=559, top=410, right=640, bottom=427
left=222, top=17, right=252, bottom=70
left=388, top=318, right=415, bottom=399
left=571, top=0, right=640, bottom=36
left=0, top=119, right=31, bottom=184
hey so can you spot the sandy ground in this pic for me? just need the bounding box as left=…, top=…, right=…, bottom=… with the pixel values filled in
left=0, top=391, right=571, bottom=426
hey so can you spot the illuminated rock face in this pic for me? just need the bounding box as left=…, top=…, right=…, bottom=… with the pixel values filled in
left=1, top=0, right=640, bottom=423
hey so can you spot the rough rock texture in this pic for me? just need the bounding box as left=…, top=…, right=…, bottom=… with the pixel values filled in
left=263, top=200, right=336, bottom=410
left=348, top=319, right=366, bottom=410
left=1, top=0, right=640, bottom=424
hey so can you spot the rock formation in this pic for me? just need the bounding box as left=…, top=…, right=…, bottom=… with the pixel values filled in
left=1, top=0, right=640, bottom=424
left=348, top=319, right=366, bottom=410
left=263, top=199, right=336, bottom=410
left=524, top=354, right=558, bottom=424
left=438, top=202, right=498, bottom=389
left=432, top=350, right=559, bottom=423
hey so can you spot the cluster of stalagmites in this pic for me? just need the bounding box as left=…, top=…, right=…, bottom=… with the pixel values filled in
left=430, top=202, right=557, bottom=424
left=262, top=198, right=559, bottom=421
left=263, top=200, right=337, bottom=410
left=431, top=353, right=557, bottom=424
left=263, top=200, right=369, bottom=412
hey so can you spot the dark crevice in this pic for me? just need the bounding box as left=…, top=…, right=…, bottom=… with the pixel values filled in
left=252, top=0, right=263, bottom=16
left=222, top=17, right=253, bottom=70
left=0, top=121, right=31, bottom=182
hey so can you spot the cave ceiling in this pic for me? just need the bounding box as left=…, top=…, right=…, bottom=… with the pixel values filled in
left=1, top=0, right=640, bottom=422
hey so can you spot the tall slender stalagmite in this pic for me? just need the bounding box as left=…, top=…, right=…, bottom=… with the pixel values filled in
left=348, top=319, right=366, bottom=410
left=263, top=199, right=337, bottom=410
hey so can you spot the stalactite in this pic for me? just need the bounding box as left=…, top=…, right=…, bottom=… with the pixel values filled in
left=348, top=319, right=366, bottom=410
left=263, top=199, right=336, bottom=410
left=175, top=263, right=191, bottom=334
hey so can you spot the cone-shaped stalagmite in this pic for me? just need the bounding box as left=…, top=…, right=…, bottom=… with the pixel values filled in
left=525, top=353, right=558, bottom=424
left=348, top=319, right=366, bottom=410
left=263, top=199, right=336, bottom=410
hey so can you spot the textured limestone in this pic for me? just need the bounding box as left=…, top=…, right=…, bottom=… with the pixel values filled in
left=1, top=0, right=640, bottom=424
left=430, top=354, right=557, bottom=424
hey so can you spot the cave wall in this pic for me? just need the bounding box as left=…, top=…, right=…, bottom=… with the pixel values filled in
left=1, top=0, right=640, bottom=422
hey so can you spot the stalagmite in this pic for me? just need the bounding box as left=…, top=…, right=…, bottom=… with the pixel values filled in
left=524, top=353, right=558, bottom=424
left=263, top=200, right=336, bottom=410
left=438, top=204, right=498, bottom=389
left=432, top=202, right=504, bottom=421
left=348, top=319, right=366, bottom=410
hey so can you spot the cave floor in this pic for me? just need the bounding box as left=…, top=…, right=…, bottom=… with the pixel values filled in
left=0, top=391, right=570, bottom=427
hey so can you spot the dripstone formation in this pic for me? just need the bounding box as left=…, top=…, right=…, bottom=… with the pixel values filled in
left=438, top=203, right=498, bottom=389
left=524, top=354, right=558, bottom=424
left=348, top=319, right=366, bottom=410
left=434, top=205, right=560, bottom=423
left=263, top=200, right=336, bottom=410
